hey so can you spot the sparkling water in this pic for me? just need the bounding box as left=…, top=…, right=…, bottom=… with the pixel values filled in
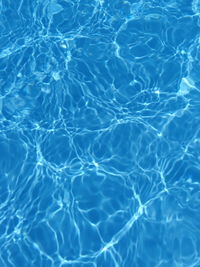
left=0, top=0, right=200, bottom=266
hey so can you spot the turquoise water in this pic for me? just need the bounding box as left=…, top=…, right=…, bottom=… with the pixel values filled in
left=0, top=0, right=200, bottom=266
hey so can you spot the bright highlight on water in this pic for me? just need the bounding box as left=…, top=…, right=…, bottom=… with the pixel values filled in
left=0, top=0, right=200, bottom=267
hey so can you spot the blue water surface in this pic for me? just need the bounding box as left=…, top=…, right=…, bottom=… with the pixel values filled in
left=0, top=0, right=200, bottom=266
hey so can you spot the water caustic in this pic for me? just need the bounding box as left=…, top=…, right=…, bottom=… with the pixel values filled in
left=0, top=0, right=200, bottom=266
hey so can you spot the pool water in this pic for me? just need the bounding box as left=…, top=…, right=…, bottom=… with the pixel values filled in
left=0, top=0, right=200, bottom=266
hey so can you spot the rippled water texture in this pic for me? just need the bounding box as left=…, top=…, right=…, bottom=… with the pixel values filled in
left=0, top=0, right=200, bottom=266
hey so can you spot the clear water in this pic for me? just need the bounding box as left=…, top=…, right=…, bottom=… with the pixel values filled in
left=0, top=0, right=200, bottom=266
